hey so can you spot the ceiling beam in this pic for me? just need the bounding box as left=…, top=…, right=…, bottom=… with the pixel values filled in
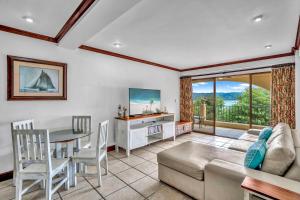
left=0, top=24, right=56, bottom=43
left=58, top=0, right=141, bottom=49
left=79, top=45, right=180, bottom=71
left=180, top=52, right=294, bottom=72
left=55, top=0, right=97, bottom=43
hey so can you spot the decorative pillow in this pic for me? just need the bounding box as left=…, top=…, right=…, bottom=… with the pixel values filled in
left=244, top=140, right=267, bottom=169
left=258, top=127, right=273, bottom=140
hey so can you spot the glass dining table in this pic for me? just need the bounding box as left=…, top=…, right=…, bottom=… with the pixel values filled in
left=49, top=129, right=92, bottom=187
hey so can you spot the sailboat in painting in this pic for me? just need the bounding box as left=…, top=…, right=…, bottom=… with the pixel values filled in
left=30, top=70, right=56, bottom=91
left=21, top=70, right=57, bottom=92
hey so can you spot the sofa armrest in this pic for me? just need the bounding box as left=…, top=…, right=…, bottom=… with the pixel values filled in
left=205, top=159, right=300, bottom=200
left=247, top=129, right=261, bottom=136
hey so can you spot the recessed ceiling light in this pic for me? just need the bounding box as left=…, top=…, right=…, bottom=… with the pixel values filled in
left=253, top=15, right=263, bottom=23
left=22, top=16, right=34, bottom=23
left=265, top=44, right=272, bottom=49
left=113, top=42, right=122, bottom=48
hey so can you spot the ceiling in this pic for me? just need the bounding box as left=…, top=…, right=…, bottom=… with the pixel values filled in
left=0, top=0, right=299, bottom=70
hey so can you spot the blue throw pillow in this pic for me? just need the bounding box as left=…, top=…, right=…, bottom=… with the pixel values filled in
left=258, top=127, right=273, bottom=140
left=244, top=140, right=267, bottom=169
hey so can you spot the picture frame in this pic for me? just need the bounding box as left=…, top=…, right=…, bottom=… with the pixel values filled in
left=7, top=55, right=67, bottom=100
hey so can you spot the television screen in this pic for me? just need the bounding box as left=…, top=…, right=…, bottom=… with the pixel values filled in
left=129, top=88, right=161, bottom=115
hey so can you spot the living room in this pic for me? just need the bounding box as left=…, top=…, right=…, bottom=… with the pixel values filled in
left=0, top=0, right=300, bottom=200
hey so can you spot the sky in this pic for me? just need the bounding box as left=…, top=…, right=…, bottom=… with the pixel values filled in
left=192, top=81, right=250, bottom=93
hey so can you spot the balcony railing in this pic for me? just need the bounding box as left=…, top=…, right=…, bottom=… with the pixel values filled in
left=193, top=104, right=270, bottom=126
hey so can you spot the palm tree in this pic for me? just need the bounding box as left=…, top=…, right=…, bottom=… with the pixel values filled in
left=149, top=99, right=154, bottom=112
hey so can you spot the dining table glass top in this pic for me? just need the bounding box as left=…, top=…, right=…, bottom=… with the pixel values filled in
left=49, top=129, right=92, bottom=143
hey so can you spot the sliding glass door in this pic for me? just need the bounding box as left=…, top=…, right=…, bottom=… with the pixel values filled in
left=215, top=75, right=250, bottom=138
left=192, top=79, right=215, bottom=134
left=192, top=72, right=271, bottom=138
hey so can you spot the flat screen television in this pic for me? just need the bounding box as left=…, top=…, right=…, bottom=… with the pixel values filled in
left=129, top=88, right=161, bottom=116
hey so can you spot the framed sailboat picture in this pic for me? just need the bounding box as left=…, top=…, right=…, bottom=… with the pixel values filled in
left=7, top=55, right=67, bottom=100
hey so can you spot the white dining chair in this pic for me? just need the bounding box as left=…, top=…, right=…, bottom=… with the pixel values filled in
left=72, top=120, right=109, bottom=187
left=72, top=116, right=92, bottom=150
left=11, top=120, right=34, bottom=186
left=13, top=129, right=69, bottom=200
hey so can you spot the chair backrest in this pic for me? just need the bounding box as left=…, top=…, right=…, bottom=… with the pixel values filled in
left=11, top=120, right=35, bottom=155
left=96, top=120, right=109, bottom=159
left=72, top=116, right=91, bottom=133
left=11, top=119, right=34, bottom=130
left=13, top=129, right=52, bottom=173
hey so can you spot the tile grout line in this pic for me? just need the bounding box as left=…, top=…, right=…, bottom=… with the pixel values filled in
left=83, top=176, right=106, bottom=200
left=109, top=151, right=160, bottom=199
left=106, top=168, right=147, bottom=199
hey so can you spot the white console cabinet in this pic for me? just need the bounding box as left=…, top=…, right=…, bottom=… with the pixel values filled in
left=115, top=113, right=175, bottom=156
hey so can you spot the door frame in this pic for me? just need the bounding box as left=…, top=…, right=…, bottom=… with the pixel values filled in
left=192, top=72, right=271, bottom=135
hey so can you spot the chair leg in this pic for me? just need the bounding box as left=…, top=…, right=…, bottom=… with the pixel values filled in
left=12, top=170, right=16, bottom=186
left=65, top=164, right=70, bottom=190
left=105, top=154, right=108, bottom=175
left=15, top=176, right=22, bottom=200
left=96, top=160, right=102, bottom=187
left=73, top=161, right=77, bottom=186
left=40, top=180, right=45, bottom=189
left=46, top=177, right=52, bottom=200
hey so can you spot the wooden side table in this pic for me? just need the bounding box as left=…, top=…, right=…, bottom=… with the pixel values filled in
left=241, top=177, right=300, bottom=200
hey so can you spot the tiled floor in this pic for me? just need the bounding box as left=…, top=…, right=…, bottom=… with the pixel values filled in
left=193, top=125, right=245, bottom=139
left=0, top=132, right=238, bottom=200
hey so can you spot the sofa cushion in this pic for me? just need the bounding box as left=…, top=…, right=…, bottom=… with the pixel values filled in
left=267, top=123, right=291, bottom=145
left=284, top=130, right=300, bottom=181
left=258, top=127, right=273, bottom=140
left=244, top=140, right=267, bottom=169
left=229, top=140, right=254, bottom=152
left=238, top=133, right=258, bottom=142
left=157, top=141, right=245, bottom=181
left=291, top=129, right=300, bottom=148
left=285, top=148, right=300, bottom=181
left=262, top=130, right=296, bottom=176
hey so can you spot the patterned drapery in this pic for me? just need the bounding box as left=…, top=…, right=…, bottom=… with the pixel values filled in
left=271, top=64, right=295, bottom=128
left=180, top=77, right=193, bottom=122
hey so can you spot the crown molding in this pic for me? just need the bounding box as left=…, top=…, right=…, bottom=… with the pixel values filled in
left=79, top=45, right=181, bottom=71
left=180, top=52, right=294, bottom=72
left=0, top=24, right=56, bottom=43
left=293, top=16, right=300, bottom=53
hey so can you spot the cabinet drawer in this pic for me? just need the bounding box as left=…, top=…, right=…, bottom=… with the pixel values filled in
left=184, top=123, right=192, bottom=132
left=130, top=128, right=147, bottom=149
left=163, top=123, right=175, bottom=139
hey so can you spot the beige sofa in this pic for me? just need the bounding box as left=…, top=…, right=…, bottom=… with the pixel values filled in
left=157, top=123, right=300, bottom=200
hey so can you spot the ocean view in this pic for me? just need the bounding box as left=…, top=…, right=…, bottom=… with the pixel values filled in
left=223, top=100, right=238, bottom=106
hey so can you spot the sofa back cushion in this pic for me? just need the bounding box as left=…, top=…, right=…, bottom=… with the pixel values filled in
left=284, top=130, right=300, bottom=181
left=261, top=124, right=295, bottom=176
left=267, top=123, right=291, bottom=145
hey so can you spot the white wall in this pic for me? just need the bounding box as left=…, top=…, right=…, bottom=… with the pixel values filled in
left=0, top=32, right=180, bottom=173
left=295, top=50, right=300, bottom=129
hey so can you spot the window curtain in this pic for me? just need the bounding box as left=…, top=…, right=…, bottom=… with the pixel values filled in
left=180, top=77, right=193, bottom=122
left=271, top=64, right=295, bottom=128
